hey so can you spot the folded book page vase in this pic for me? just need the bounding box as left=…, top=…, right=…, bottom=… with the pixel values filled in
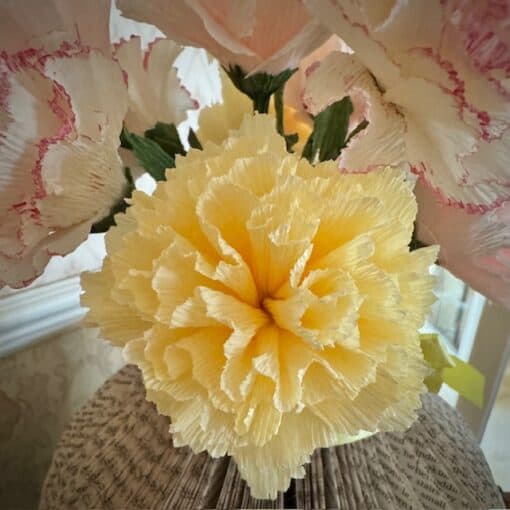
left=40, top=365, right=504, bottom=510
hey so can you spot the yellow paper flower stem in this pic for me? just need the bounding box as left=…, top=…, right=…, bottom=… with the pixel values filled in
left=420, top=334, right=485, bottom=408
left=443, top=356, right=485, bottom=408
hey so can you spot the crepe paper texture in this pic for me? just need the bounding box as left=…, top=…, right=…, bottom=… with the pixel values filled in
left=117, top=0, right=329, bottom=75
left=113, top=37, right=197, bottom=136
left=0, top=45, right=128, bottom=289
left=303, top=0, right=510, bottom=309
left=198, top=70, right=312, bottom=153
left=305, top=0, right=510, bottom=211
left=81, top=111, right=438, bottom=498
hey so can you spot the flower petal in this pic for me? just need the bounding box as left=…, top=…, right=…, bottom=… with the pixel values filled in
left=305, top=0, right=510, bottom=209
left=415, top=179, right=510, bottom=308
left=0, top=0, right=110, bottom=53
left=81, top=113, right=437, bottom=499
left=304, top=51, right=406, bottom=171
left=118, top=0, right=329, bottom=73
left=1, top=49, right=129, bottom=288
left=197, top=70, right=252, bottom=146
left=114, top=37, right=197, bottom=135
left=81, top=260, right=151, bottom=345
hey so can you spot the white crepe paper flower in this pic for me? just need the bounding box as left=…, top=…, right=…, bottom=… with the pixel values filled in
left=113, top=36, right=197, bottom=135
left=304, top=0, right=510, bottom=209
left=303, top=51, right=407, bottom=172
left=415, top=181, right=510, bottom=308
left=304, top=0, right=510, bottom=306
left=0, top=0, right=111, bottom=54
left=0, top=2, right=129, bottom=288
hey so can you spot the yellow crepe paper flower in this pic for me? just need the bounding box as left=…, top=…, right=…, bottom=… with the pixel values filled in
left=81, top=113, right=438, bottom=499
left=197, top=70, right=312, bottom=153
left=196, top=70, right=252, bottom=146
left=268, top=99, right=313, bottom=154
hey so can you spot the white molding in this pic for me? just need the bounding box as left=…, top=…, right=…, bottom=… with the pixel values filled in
left=0, top=276, right=84, bottom=359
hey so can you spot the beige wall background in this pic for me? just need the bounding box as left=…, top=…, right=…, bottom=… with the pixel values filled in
left=0, top=327, right=124, bottom=509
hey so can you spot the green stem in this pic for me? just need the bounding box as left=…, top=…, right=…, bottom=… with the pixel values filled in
left=410, top=224, right=427, bottom=251
left=253, top=94, right=270, bottom=114
left=274, top=85, right=284, bottom=136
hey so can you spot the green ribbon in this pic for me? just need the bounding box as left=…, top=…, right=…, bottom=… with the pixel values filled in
left=420, top=334, right=485, bottom=408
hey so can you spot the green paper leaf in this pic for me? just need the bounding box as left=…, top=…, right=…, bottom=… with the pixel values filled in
left=346, top=119, right=369, bottom=145
left=119, top=128, right=132, bottom=149
left=91, top=167, right=135, bottom=233
left=410, top=225, right=427, bottom=251
left=225, top=65, right=296, bottom=113
left=301, top=132, right=315, bottom=161
left=302, top=96, right=353, bottom=163
left=285, top=133, right=299, bottom=152
left=188, top=128, right=203, bottom=150
left=122, top=127, right=174, bottom=182
left=274, top=84, right=285, bottom=135
left=144, top=122, right=185, bottom=157
left=273, top=83, right=299, bottom=152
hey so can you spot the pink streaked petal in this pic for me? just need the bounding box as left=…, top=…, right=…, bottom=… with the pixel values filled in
left=118, top=0, right=235, bottom=63
left=303, top=51, right=406, bottom=171
left=114, top=37, right=197, bottom=135
left=283, top=36, right=345, bottom=113
left=44, top=50, right=128, bottom=141
left=303, top=0, right=401, bottom=88
left=0, top=0, right=111, bottom=53
left=1, top=48, right=129, bottom=289
left=110, top=1, right=164, bottom=47
left=306, top=0, right=510, bottom=209
left=437, top=20, right=510, bottom=133
left=0, top=62, right=64, bottom=215
left=39, top=50, right=128, bottom=226
left=415, top=179, right=510, bottom=308
left=447, top=0, right=510, bottom=77
left=0, top=210, right=46, bottom=259
left=386, top=76, right=510, bottom=211
left=38, top=134, right=126, bottom=228
left=0, top=218, right=92, bottom=289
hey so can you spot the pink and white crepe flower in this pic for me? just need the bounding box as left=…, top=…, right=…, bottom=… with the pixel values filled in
left=304, top=0, right=510, bottom=306
left=0, top=1, right=129, bottom=288
left=0, top=0, right=111, bottom=55
left=117, top=0, right=330, bottom=75
left=415, top=182, right=510, bottom=308
left=113, top=36, right=197, bottom=135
